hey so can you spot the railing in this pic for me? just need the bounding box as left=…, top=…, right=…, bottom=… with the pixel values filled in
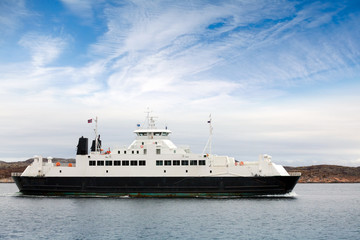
left=11, top=172, right=22, bottom=177
left=288, top=171, right=302, bottom=176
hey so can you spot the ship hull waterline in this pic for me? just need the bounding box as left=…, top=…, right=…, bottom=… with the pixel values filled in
left=13, top=176, right=300, bottom=197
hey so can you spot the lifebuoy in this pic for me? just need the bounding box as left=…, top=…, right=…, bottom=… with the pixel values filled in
left=240, top=161, right=244, bottom=166
left=56, top=162, right=60, bottom=166
left=140, top=145, right=144, bottom=148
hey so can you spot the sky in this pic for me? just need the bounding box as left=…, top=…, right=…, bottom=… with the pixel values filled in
left=0, top=0, right=360, bottom=166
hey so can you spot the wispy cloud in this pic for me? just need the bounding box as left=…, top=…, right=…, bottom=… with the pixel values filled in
left=0, top=0, right=29, bottom=37
left=18, top=33, right=68, bottom=66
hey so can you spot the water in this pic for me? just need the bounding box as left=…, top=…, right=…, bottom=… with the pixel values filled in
left=0, top=183, right=359, bottom=240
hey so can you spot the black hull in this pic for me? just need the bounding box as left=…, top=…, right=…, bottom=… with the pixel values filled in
left=12, top=176, right=300, bottom=197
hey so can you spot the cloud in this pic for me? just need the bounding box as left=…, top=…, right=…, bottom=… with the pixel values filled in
left=60, top=0, right=95, bottom=19
left=0, top=0, right=29, bottom=36
left=18, top=33, right=68, bottom=66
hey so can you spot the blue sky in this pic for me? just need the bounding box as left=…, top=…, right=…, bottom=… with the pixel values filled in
left=1, top=0, right=360, bottom=166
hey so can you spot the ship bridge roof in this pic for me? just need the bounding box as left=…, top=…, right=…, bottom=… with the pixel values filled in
left=133, top=129, right=172, bottom=134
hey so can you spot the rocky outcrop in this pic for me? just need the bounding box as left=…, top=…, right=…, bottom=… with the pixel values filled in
left=285, top=165, right=360, bottom=183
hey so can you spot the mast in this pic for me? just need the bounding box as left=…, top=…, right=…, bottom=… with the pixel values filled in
left=202, top=114, right=213, bottom=154
left=94, top=116, right=98, bottom=152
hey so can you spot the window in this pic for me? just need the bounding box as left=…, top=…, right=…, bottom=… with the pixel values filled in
left=132, top=150, right=134, bottom=154
left=154, top=132, right=161, bottom=136
left=122, top=160, right=129, bottom=166
left=105, top=160, right=112, bottom=166
left=131, top=160, right=137, bottom=166
left=118, top=151, right=120, bottom=154
left=124, top=151, right=127, bottom=154
left=89, top=161, right=96, bottom=166
left=181, top=160, right=189, bottom=166
left=114, top=160, right=121, bottom=166
left=139, top=160, right=146, bottom=166
left=156, top=149, right=161, bottom=155
left=190, top=160, right=197, bottom=166
left=144, top=149, right=147, bottom=155
left=97, top=161, right=104, bottom=166
left=164, top=160, right=171, bottom=166
left=199, top=160, right=206, bottom=166
left=156, top=160, right=163, bottom=166
left=137, top=150, right=139, bottom=154
left=173, top=160, right=180, bottom=166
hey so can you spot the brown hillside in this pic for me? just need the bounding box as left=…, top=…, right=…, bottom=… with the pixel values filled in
left=285, top=165, right=360, bottom=183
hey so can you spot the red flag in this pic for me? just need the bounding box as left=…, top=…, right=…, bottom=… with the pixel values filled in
left=88, top=119, right=92, bottom=123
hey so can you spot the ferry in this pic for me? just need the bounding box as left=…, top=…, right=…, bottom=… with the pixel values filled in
left=12, top=113, right=301, bottom=197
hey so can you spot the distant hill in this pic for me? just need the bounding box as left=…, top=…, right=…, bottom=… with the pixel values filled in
left=285, top=165, right=360, bottom=183
left=1, top=159, right=359, bottom=183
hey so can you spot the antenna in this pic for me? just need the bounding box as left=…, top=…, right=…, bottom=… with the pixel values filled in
left=202, top=114, right=213, bottom=154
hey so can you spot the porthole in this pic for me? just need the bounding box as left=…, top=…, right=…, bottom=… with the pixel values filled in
left=210, top=170, right=212, bottom=173
left=59, top=170, right=62, bottom=173
left=164, top=170, right=166, bottom=173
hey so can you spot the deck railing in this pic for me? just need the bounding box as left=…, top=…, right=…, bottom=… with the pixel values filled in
left=288, top=171, right=302, bottom=176
left=11, top=172, right=22, bottom=177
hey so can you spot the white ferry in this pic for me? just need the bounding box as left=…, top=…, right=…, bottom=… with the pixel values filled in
left=12, top=114, right=300, bottom=197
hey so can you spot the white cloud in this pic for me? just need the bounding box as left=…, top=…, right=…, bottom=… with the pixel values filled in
left=60, top=0, right=97, bottom=20
left=18, top=33, right=68, bottom=66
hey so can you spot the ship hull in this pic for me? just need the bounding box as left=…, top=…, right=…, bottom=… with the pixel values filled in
left=13, top=175, right=300, bottom=197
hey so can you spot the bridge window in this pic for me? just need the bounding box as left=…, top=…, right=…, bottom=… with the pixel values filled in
left=97, top=161, right=104, bottom=166
left=181, top=160, right=189, bottom=166
left=114, top=161, right=121, bottom=166
left=156, top=160, right=163, bottom=166
left=105, top=161, right=112, bottom=166
left=199, top=160, right=206, bottom=165
left=164, top=160, right=171, bottom=166
left=131, top=160, right=137, bottom=166
left=139, top=160, right=146, bottom=166
left=173, top=160, right=180, bottom=166
left=89, top=161, right=96, bottom=166
left=122, top=160, right=129, bottom=166
left=190, top=160, right=197, bottom=166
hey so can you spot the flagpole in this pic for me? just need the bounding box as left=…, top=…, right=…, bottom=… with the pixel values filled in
left=95, top=116, right=98, bottom=152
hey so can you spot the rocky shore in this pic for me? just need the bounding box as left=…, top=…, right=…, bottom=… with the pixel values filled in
left=1, top=159, right=359, bottom=183
left=285, top=165, right=360, bottom=183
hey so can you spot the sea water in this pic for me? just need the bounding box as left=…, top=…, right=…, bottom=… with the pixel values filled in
left=0, top=183, right=359, bottom=240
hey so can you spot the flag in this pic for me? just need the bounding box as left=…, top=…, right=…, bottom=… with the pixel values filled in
left=88, top=119, right=92, bottom=123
